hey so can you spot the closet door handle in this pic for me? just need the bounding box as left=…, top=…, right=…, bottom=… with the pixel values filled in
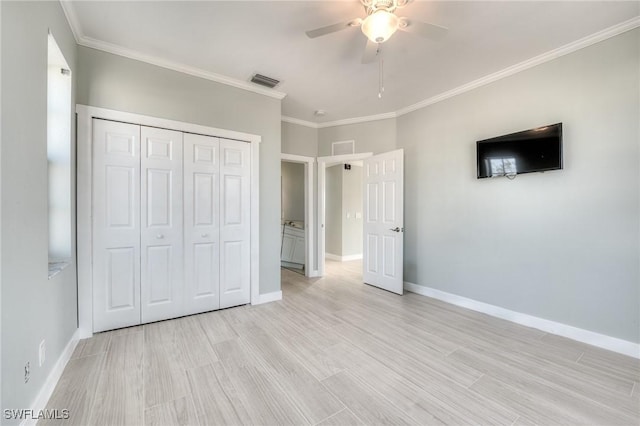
left=156, top=234, right=164, bottom=239
left=201, top=233, right=209, bottom=238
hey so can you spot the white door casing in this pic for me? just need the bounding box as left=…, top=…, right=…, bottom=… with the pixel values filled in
left=140, top=126, right=184, bottom=323
left=92, top=119, right=141, bottom=332
left=183, top=133, right=221, bottom=315
left=363, top=149, right=404, bottom=294
left=219, top=139, right=251, bottom=308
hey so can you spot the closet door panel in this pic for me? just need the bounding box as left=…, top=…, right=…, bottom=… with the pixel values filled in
left=92, top=119, right=141, bottom=332
left=220, top=139, right=251, bottom=309
left=184, top=133, right=220, bottom=315
left=141, top=126, right=184, bottom=323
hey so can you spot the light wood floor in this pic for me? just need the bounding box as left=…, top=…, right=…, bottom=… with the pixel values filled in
left=42, top=260, right=639, bottom=425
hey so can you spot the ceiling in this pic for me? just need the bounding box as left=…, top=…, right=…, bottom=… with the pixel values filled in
left=66, top=1, right=639, bottom=124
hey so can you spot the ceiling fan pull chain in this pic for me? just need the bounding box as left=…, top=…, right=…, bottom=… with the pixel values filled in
left=378, top=57, right=385, bottom=99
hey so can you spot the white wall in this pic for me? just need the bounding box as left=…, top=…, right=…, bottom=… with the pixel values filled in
left=1, top=1, right=78, bottom=420
left=281, top=162, right=305, bottom=222
left=77, top=46, right=282, bottom=295
left=398, top=29, right=639, bottom=343
left=282, top=121, right=318, bottom=157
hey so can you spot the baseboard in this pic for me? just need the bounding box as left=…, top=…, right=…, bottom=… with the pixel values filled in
left=254, top=291, right=283, bottom=305
left=21, top=328, right=81, bottom=426
left=404, top=282, right=640, bottom=359
left=307, top=270, right=321, bottom=278
left=325, top=253, right=363, bottom=262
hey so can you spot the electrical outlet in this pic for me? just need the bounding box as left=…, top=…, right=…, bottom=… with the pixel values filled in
left=25, top=362, right=30, bottom=383
left=39, top=340, right=46, bottom=367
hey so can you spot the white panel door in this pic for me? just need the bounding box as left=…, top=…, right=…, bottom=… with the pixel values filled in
left=219, top=139, right=251, bottom=308
left=140, top=126, right=184, bottom=323
left=183, top=133, right=220, bottom=315
left=92, top=119, right=141, bottom=332
left=363, top=149, right=404, bottom=294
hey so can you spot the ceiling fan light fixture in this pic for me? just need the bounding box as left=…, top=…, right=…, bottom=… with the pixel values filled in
left=361, top=10, right=399, bottom=43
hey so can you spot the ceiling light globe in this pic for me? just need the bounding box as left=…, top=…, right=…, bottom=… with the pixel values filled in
left=361, top=10, right=399, bottom=43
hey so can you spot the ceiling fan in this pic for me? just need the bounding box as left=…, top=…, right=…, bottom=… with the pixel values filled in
left=305, top=0, right=448, bottom=64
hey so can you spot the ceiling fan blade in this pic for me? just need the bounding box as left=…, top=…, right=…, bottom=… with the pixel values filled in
left=305, top=18, right=362, bottom=39
left=398, top=18, right=448, bottom=40
left=362, top=39, right=380, bottom=64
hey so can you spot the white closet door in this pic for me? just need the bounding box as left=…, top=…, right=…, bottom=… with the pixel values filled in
left=183, top=133, right=220, bottom=315
left=220, top=139, right=251, bottom=308
left=92, top=119, right=141, bottom=332
left=140, top=126, right=184, bottom=323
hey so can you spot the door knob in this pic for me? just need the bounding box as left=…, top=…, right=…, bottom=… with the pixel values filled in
left=156, top=234, right=164, bottom=239
left=389, top=227, right=401, bottom=232
left=201, top=233, right=209, bottom=238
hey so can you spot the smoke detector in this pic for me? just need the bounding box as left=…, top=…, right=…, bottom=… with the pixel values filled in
left=314, top=110, right=326, bottom=117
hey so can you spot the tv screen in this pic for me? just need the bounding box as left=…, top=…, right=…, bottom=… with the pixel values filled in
left=476, top=123, right=563, bottom=179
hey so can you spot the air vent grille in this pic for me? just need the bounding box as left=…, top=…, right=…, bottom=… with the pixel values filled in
left=332, top=140, right=355, bottom=156
left=250, top=74, right=280, bottom=89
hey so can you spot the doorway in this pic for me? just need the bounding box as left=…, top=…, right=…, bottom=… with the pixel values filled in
left=317, top=152, right=373, bottom=277
left=280, top=154, right=315, bottom=277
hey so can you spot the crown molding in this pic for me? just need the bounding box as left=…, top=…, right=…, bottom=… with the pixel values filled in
left=282, top=116, right=319, bottom=129
left=317, top=111, right=397, bottom=129
left=396, top=15, right=640, bottom=117
left=282, top=111, right=398, bottom=129
left=59, top=1, right=82, bottom=43
left=58, top=1, right=287, bottom=101
left=283, top=16, right=640, bottom=129
left=60, top=1, right=637, bottom=126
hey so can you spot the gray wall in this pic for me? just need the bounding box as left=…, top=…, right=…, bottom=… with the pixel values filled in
left=318, top=118, right=396, bottom=156
left=282, top=121, right=318, bottom=157
left=77, top=46, right=282, bottom=295
left=397, top=29, right=640, bottom=343
left=325, top=165, right=343, bottom=256
left=341, top=165, right=363, bottom=257
left=1, top=1, right=78, bottom=419
left=281, top=162, right=305, bottom=222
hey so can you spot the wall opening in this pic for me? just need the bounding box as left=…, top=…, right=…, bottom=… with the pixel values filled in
left=47, top=32, right=72, bottom=278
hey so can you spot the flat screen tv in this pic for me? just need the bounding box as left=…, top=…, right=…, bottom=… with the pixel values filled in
left=476, top=123, right=563, bottom=179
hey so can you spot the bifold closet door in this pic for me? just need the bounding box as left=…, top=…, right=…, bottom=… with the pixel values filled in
left=140, top=126, right=184, bottom=323
left=92, top=119, right=141, bottom=333
left=183, top=133, right=221, bottom=315
left=219, top=139, right=251, bottom=308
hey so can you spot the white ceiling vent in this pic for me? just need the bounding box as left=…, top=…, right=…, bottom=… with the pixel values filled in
left=250, top=73, right=280, bottom=89
left=332, top=140, right=355, bottom=156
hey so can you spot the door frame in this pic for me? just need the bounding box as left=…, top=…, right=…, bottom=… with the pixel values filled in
left=317, top=152, right=373, bottom=277
left=281, top=153, right=317, bottom=277
left=77, top=105, right=262, bottom=338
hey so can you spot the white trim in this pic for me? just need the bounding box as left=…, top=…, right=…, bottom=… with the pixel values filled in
left=404, top=282, right=640, bottom=359
left=59, top=2, right=286, bottom=101
left=280, top=17, right=640, bottom=128
left=20, top=329, right=80, bottom=426
left=281, top=153, right=317, bottom=277
left=282, top=116, right=319, bottom=129
left=318, top=112, right=397, bottom=129
left=317, top=152, right=373, bottom=277
left=76, top=105, right=261, bottom=337
left=255, top=291, right=283, bottom=305
left=325, top=253, right=363, bottom=262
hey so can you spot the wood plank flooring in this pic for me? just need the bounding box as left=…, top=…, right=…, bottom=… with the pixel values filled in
left=42, top=260, right=639, bottom=425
